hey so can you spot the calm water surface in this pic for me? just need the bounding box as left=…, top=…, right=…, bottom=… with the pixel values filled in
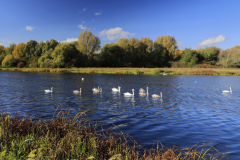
left=1, top=71, right=240, bottom=159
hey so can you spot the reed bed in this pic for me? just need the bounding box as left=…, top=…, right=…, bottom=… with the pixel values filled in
left=0, top=109, right=228, bottom=159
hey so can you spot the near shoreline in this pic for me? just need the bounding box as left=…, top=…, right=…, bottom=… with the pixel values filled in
left=0, top=110, right=227, bottom=159
left=1, top=67, right=240, bottom=75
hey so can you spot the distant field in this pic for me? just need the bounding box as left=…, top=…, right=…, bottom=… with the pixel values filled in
left=1, top=67, right=240, bottom=75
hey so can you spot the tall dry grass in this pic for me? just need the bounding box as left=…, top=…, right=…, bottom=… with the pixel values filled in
left=0, top=109, right=228, bottom=159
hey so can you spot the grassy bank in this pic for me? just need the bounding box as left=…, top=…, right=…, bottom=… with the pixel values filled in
left=1, top=67, right=240, bottom=75
left=0, top=109, right=228, bottom=159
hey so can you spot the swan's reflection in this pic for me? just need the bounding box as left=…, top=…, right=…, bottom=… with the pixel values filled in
left=45, top=92, right=53, bottom=100
left=124, top=95, right=135, bottom=103
left=152, top=97, right=163, bottom=103
left=112, top=91, right=121, bottom=99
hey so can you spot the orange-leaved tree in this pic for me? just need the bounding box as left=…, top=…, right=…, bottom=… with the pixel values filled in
left=12, top=42, right=25, bottom=59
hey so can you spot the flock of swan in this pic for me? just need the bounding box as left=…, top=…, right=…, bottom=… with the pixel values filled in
left=44, top=86, right=163, bottom=98
left=44, top=86, right=232, bottom=97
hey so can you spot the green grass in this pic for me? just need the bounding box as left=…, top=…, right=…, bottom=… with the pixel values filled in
left=0, top=109, right=228, bottom=159
left=1, top=67, right=240, bottom=75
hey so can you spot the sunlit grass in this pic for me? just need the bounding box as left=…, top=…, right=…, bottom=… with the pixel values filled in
left=0, top=109, right=228, bottom=159
left=1, top=67, right=240, bottom=75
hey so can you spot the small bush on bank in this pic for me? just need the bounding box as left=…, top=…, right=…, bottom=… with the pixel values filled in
left=135, top=70, right=144, bottom=74
left=17, top=62, right=25, bottom=68
left=154, top=69, right=163, bottom=74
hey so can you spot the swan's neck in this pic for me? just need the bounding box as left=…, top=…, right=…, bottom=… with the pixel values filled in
left=132, top=90, right=134, bottom=95
left=147, top=88, right=148, bottom=94
left=160, top=92, right=162, bottom=97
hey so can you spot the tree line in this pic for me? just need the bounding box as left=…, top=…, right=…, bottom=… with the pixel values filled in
left=0, top=30, right=240, bottom=68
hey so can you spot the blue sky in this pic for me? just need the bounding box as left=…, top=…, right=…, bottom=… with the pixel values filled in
left=0, top=0, right=240, bottom=50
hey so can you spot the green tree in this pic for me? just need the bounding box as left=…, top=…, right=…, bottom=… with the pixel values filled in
left=51, top=43, right=82, bottom=68
left=76, top=30, right=100, bottom=66
left=217, top=46, right=240, bottom=68
left=0, top=45, right=5, bottom=55
left=2, top=55, right=19, bottom=67
left=100, top=43, right=127, bottom=67
left=198, top=46, right=220, bottom=62
left=6, top=43, right=16, bottom=55
left=115, top=38, right=129, bottom=51
left=139, top=37, right=153, bottom=54
left=34, top=41, right=46, bottom=57
left=76, top=30, right=100, bottom=56
left=23, top=40, right=38, bottom=58
left=139, top=37, right=153, bottom=66
left=154, top=36, right=177, bottom=60
left=38, top=49, right=54, bottom=68
left=0, top=45, right=6, bottom=66
left=153, top=37, right=171, bottom=67
left=42, top=39, right=59, bottom=53
left=0, top=55, right=5, bottom=66
left=180, top=48, right=198, bottom=67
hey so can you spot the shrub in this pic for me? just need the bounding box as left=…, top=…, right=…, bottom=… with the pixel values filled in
left=154, top=69, right=163, bottom=74
left=135, top=70, right=144, bottom=74
left=17, top=62, right=25, bottom=68
left=88, top=70, right=95, bottom=73
left=170, top=61, right=188, bottom=68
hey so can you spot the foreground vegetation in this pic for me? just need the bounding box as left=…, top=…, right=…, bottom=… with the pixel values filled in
left=0, top=109, right=228, bottom=159
left=1, top=67, right=240, bottom=76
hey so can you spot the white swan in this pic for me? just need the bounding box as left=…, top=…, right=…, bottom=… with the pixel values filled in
left=45, top=87, right=53, bottom=93
left=73, top=88, right=81, bottom=94
left=123, top=89, right=134, bottom=96
left=82, top=78, right=84, bottom=81
left=139, top=88, right=145, bottom=93
left=152, top=92, right=162, bottom=98
left=93, top=87, right=102, bottom=93
left=92, top=86, right=99, bottom=92
left=222, top=87, right=232, bottom=93
left=112, top=86, right=121, bottom=92
left=139, top=87, right=148, bottom=96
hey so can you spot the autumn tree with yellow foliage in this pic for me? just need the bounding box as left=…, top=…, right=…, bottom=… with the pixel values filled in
left=12, top=42, right=25, bottom=59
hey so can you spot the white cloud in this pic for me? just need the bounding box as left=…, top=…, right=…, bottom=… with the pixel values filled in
left=26, top=26, right=34, bottom=31
left=94, top=12, right=101, bottom=16
left=100, top=27, right=135, bottom=40
left=0, top=43, right=3, bottom=46
left=198, top=35, right=226, bottom=46
left=78, top=24, right=86, bottom=30
left=83, top=8, right=86, bottom=11
left=1, top=40, right=10, bottom=43
left=62, top=38, right=78, bottom=43
left=177, top=41, right=183, bottom=46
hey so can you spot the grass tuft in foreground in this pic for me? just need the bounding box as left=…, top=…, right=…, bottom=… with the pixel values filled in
left=0, top=109, right=228, bottom=159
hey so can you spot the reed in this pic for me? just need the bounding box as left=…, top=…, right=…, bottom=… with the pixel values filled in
left=0, top=109, right=228, bottom=159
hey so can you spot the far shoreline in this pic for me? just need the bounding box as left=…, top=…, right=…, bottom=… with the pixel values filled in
left=1, top=67, right=240, bottom=76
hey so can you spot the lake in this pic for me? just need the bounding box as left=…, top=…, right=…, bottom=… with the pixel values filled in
left=1, top=71, right=240, bottom=159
